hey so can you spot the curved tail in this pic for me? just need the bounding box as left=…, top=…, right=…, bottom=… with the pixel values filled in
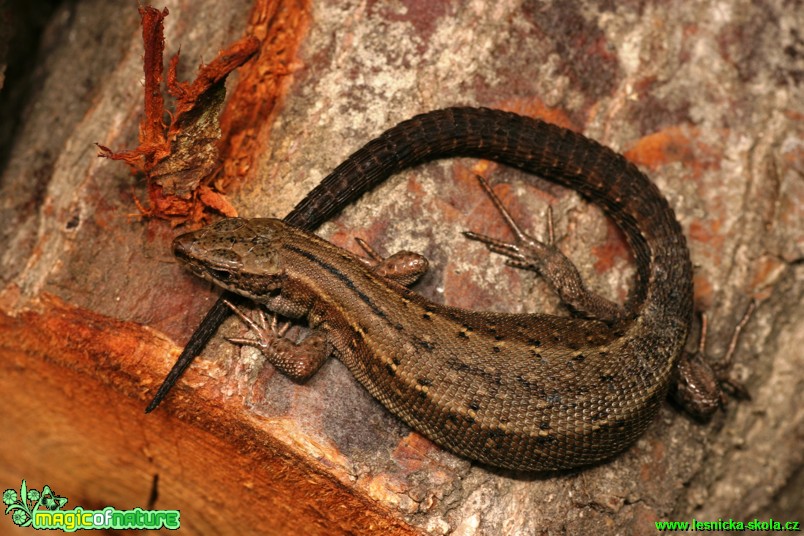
left=286, top=107, right=692, bottom=332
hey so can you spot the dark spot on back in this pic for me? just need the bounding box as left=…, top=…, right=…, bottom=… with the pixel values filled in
left=546, top=391, right=562, bottom=404
left=535, top=434, right=556, bottom=445
left=451, top=360, right=471, bottom=372
left=415, top=338, right=435, bottom=351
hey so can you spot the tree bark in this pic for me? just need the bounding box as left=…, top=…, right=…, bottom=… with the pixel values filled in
left=1, top=0, right=801, bottom=534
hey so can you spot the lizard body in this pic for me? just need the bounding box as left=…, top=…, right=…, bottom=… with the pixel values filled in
left=166, top=108, right=694, bottom=470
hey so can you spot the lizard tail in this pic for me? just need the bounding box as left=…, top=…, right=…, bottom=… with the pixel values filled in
left=286, top=107, right=693, bottom=333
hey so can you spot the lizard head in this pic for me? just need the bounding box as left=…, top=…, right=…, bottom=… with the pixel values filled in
left=173, top=218, right=289, bottom=300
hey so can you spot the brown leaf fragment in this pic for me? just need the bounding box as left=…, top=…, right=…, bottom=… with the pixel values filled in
left=197, top=185, right=238, bottom=218
left=96, top=143, right=146, bottom=174
left=97, top=6, right=171, bottom=175
left=166, top=36, right=260, bottom=123
left=146, top=185, right=194, bottom=220
left=151, top=80, right=226, bottom=198
left=99, top=7, right=259, bottom=223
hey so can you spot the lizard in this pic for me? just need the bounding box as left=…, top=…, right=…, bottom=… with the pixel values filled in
left=149, top=107, right=749, bottom=471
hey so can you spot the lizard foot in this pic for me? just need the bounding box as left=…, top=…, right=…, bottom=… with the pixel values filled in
left=463, top=174, right=628, bottom=324
left=224, top=300, right=331, bottom=382
left=672, top=299, right=757, bottom=419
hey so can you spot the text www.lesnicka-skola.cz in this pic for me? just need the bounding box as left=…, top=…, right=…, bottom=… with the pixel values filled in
left=655, top=518, right=800, bottom=532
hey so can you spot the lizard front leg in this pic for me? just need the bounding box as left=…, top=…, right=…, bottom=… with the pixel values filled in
left=353, top=237, right=429, bottom=287
left=226, top=243, right=430, bottom=380
left=226, top=301, right=331, bottom=381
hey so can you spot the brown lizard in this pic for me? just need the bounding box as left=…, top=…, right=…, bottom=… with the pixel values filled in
left=152, top=107, right=749, bottom=470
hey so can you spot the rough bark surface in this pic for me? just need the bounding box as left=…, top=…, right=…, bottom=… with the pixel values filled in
left=0, top=0, right=801, bottom=534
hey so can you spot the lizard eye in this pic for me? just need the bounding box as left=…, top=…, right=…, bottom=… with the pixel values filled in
left=207, top=267, right=233, bottom=283
left=200, top=249, right=243, bottom=283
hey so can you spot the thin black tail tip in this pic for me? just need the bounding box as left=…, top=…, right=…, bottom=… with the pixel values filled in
left=144, top=395, right=162, bottom=414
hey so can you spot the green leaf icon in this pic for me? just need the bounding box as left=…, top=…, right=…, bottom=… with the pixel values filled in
left=41, top=486, right=67, bottom=511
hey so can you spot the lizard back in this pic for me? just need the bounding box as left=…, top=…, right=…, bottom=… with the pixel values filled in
left=176, top=108, right=694, bottom=470
left=285, top=108, right=693, bottom=470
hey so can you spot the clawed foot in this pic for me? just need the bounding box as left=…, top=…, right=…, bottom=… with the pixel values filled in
left=224, top=299, right=293, bottom=351
left=463, top=174, right=555, bottom=271
left=673, top=299, right=758, bottom=419
left=463, top=174, right=628, bottom=324
left=223, top=300, right=331, bottom=382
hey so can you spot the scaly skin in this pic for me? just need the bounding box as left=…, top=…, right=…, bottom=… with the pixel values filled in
left=168, top=108, right=693, bottom=470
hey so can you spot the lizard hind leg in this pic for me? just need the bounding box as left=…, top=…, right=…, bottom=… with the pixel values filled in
left=463, top=174, right=628, bottom=324
left=672, top=300, right=757, bottom=419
